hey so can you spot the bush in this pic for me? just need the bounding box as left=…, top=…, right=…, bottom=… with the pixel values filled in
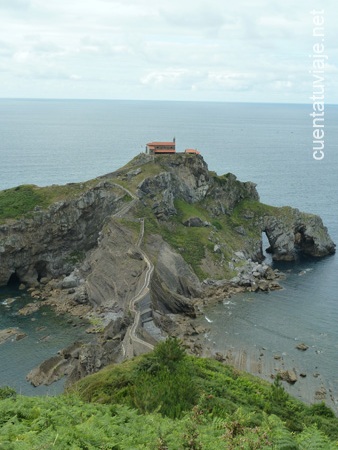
left=308, top=402, right=335, bottom=418
left=211, top=220, right=223, bottom=230
left=131, top=338, right=198, bottom=418
left=152, top=337, right=186, bottom=371
left=0, top=386, right=16, bottom=400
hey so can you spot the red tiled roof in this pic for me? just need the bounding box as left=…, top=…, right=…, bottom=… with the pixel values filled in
left=185, top=148, right=200, bottom=154
left=147, top=142, right=175, bottom=146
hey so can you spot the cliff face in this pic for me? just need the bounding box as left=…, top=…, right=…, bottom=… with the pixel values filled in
left=83, top=218, right=147, bottom=311
left=147, top=235, right=201, bottom=317
left=0, top=182, right=129, bottom=287
left=263, top=211, right=336, bottom=261
left=137, top=154, right=259, bottom=220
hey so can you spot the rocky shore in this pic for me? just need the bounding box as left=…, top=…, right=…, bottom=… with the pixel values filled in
left=0, top=153, right=335, bottom=391
left=0, top=327, right=27, bottom=345
left=192, top=338, right=338, bottom=415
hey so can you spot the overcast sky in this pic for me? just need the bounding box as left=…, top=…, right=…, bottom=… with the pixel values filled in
left=0, top=0, right=337, bottom=103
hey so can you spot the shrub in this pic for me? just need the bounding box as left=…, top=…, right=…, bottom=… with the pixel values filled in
left=0, top=386, right=16, bottom=400
left=152, top=337, right=186, bottom=371
left=308, top=402, right=335, bottom=419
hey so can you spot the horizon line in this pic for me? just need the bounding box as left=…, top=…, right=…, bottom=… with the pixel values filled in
left=0, top=97, right=337, bottom=106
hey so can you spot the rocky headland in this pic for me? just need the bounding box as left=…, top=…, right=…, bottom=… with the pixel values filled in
left=0, top=153, right=335, bottom=387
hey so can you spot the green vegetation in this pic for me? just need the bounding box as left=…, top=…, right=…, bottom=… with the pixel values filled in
left=1, top=339, right=337, bottom=448
left=232, top=199, right=277, bottom=219
left=65, top=250, right=86, bottom=265
left=135, top=201, right=211, bottom=279
left=0, top=185, right=46, bottom=221
left=0, top=181, right=98, bottom=223
left=139, top=198, right=261, bottom=280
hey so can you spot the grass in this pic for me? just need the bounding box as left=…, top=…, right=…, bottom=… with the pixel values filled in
left=137, top=197, right=264, bottom=280
left=0, top=181, right=99, bottom=223
left=1, top=340, right=338, bottom=448
left=0, top=185, right=47, bottom=221
left=70, top=339, right=338, bottom=440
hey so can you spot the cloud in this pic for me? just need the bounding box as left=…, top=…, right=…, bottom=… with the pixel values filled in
left=79, top=36, right=131, bottom=56
left=141, top=69, right=205, bottom=90
left=141, top=69, right=254, bottom=94
left=0, top=0, right=30, bottom=10
left=0, top=0, right=337, bottom=102
left=0, top=40, right=14, bottom=57
left=159, top=4, right=226, bottom=29
left=206, top=71, right=252, bottom=91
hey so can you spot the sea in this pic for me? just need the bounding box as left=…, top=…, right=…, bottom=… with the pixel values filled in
left=0, top=99, right=337, bottom=409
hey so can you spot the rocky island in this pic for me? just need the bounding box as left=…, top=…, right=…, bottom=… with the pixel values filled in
left=0, top=153, right=335, bottom=387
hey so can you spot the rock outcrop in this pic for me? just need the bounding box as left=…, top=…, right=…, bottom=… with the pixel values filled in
left=0, top=328, right=26, bottom=345
left=27, top=317, right=129, bottom=387
left=82, top=218, right=147, bottom=311
left=136, top=154, right=334, bottom=262
left=0, top=152, right=335, bottom=388
left=0, top=182, right=129, bottom=287
left=138, top=155, right=258, bottom=220
left=263, top=210, right=336, bottom=261
left=147, top=236, right=202, bottom=317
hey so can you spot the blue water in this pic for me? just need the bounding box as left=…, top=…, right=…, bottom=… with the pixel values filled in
left=0, top=99, right=337, bottom=406
left=0, top=287, right=90, bottom=395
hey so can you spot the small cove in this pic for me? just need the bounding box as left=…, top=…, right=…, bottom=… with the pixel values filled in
left=196, top=255, right=338, bottom=414
left=0, top=287, right=90, bottom=395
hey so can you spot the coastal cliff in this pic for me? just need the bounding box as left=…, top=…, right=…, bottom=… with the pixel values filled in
left=0, top=153, right=335, bottom=386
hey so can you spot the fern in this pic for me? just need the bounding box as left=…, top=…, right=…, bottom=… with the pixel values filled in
left=261, top=414, right=298, bottom=450
left=211, top=416, right=225, bottom=430
left=297, top=425, right=338, bottom=450
left=273, top=430, right=298, bottom=450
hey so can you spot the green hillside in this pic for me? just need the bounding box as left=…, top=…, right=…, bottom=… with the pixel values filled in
left=1, top=339, right=337, bottom=449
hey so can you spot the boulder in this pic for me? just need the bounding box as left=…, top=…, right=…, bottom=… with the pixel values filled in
left=0, top=328, right=20, bottom=345
left=62, top=273, right=80, bottom=289
left=183, top=217, right=205, bottom=227
left=127, top=249, right=144, bottom=260
left=296, top=343, right=309, bottom=351
left=213, top=244, right=222, bottom=254
left=278, top=369, right=298, bottom=384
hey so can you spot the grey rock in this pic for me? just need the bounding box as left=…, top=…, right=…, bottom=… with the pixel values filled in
left=234, top=251, right=246, bottom=260
left=0, top=328, right=21, bottom=344
left=62, top=273, right=80, bottom=289
left=262, top=212, right=335, bottom=261
left=315, top=386, right=327, bottom=400
left=278, top=369, right=298, bottom=384
left=125, top=168, right=142, bottom=179
left=127, top=249, right=144, bottom=260
left=183, top=217, right=205, bottom=227
left=234, top=226, right=246, bottom=236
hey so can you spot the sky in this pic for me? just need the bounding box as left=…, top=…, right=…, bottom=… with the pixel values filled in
left=0, top=0, right=337, bottom=103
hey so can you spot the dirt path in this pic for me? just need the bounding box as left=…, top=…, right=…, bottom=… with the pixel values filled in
left=112, top=183, right=155, bottom=357
left=121, top=218, right=155, bottom=358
